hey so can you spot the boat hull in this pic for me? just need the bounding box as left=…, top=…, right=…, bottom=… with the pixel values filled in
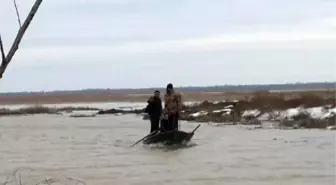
left=143, top=130, right=194, bottom=145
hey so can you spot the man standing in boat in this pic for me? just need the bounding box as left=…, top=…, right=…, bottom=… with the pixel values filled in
left=161, top=83, right=182, bottom=131
left=145, top=90, right=163, bottom=134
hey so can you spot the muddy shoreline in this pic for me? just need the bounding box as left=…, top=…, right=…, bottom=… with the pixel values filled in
left=1, top=91, right=335, bottom=130
left=100, top=91, right=336, bottom=129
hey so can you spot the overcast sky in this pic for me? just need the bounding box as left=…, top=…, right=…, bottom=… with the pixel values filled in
left=0, top=0, right=335, bottom=92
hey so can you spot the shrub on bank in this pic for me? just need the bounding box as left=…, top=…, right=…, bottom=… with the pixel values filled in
left=58, top=106, right=100, bottom=112
left=279, top=115, right=336, bottom=129
left=0, top=106, right=56, bottom=115
left=178, top=92, right=336, bottom=128
left=0, top=106, right=100, bottom=116
left=20, top=106, right=57, bottom=114
left=1, top=90, right=335, bottom=129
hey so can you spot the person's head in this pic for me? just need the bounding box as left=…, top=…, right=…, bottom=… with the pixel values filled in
left=154, top=90, right=160, bottom=98
left=166, top=83, right=174, bottom=94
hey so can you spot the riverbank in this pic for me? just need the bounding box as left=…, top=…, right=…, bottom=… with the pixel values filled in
left=1, top=91, right=335, bottom=129
left=138, top=92, right=335, bottom=129
left=178, top=100, right=335, bottom=129
left=0, top=106, right=100, bottom=116
left=177, top=92, right=335, bottom=127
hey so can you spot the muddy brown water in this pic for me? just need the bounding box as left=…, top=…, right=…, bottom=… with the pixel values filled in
left=0, top=114, right=335, bottom=185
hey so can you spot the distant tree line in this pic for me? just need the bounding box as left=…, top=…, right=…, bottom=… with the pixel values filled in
left=0, top=82, right=335, bottom=96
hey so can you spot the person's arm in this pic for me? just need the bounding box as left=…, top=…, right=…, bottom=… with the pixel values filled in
left=159, top=99, right=163, bottom=115
left=147, top=96, right=154, bottom=103
left=162, top=94, right=169, bottom=119
left=144, top=103, right=150, bottom=113
left=163, top=94, right=167, bottom=112
left=145, top=96, right=154, bottom=114
left=176, top=93, right=182, bottom=112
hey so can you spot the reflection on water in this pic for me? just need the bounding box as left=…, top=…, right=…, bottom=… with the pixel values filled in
left=0, top=114, right=335, bottom=185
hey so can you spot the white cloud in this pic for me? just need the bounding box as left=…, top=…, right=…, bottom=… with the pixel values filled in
left=0, top=0, right=335, bottom=91
left=12, top=25, right=336, bottom=67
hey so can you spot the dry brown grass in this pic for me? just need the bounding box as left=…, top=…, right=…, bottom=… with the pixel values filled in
left=1, top=90, right=335, bottom=128
left=177, top=91, right=336, bottom=128
left=0, top=106, right=100, bottom=116
left=0, top=89, right=334, bottom=105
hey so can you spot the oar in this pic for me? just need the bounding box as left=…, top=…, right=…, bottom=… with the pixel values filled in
left=130, top=130, right=158, bottom=147
left=191, top=124, right=201, bottom=134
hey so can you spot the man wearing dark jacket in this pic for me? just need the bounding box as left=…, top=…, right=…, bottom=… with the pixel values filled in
left=144, top=90, right=163, bottom=134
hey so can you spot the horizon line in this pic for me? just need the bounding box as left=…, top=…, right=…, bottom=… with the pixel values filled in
left=1, top=81, right=335, bottom=94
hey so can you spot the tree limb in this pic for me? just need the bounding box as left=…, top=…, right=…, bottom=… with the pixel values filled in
left=0, top=34, right=5, bottom=63
left=13, top=0, right=22, bottom=27
left=0, top=0, right=43, bottom=79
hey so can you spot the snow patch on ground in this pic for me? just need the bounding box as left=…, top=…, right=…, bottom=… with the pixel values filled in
left=188, top=104, right=335, bottom=121
left=256, top=107, right=336, bottom=121
left=63, top=110, right=99, bottom=117
left=192, top=104, right=235, bottom=117
left=242, top=110, right=261, bottom=118
left=213, top=108, right=232, bottom=114
left=322, top=107, right=336, bottom=119
left=190, top=111, right=208, bottom=117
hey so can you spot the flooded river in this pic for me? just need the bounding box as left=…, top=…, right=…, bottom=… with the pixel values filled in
left=0, top=114, right=335, bottom=185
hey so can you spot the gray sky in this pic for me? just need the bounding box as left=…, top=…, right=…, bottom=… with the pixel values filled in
left=0, top=0, right=335, bottom=92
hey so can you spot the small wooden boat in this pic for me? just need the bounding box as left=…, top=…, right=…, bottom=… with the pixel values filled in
left=143, top=124, right=200, bottom=145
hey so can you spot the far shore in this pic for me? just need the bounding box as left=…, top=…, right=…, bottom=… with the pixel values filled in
left=0, top=89, right=334, bottom=105
left=0, top=87, right=335, bottom=130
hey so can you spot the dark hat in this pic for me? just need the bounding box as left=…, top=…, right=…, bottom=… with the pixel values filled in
left=167, top=83, right=173, bottom=89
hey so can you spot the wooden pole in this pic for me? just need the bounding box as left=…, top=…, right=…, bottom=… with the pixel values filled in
left=0, top=0, right=43, bottom=79
left=130, top=130, right=159, bottom=147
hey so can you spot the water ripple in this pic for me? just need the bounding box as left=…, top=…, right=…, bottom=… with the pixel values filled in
left=0, top=115, right=334, bottom=185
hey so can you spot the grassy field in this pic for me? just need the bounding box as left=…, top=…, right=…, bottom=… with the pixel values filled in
left=0, top=89, right=334, bottom=105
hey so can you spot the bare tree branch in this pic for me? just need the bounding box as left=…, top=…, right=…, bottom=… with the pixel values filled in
left=13, top=0, right=22, bottom=27
left=0, top=34, right=5, bottom=63
left=0, top=0, right=43, bottom=79
left=2, top=169, right=19, bottom=185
